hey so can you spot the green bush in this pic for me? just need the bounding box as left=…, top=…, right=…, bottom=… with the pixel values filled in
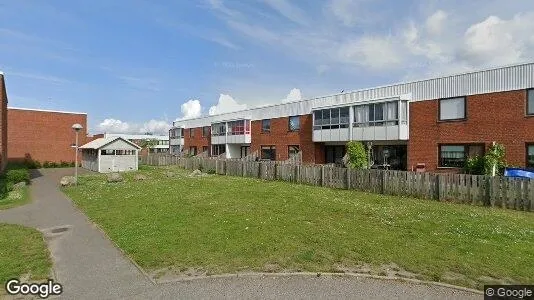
left=206, top=169, right=216, bottom=174
left=462, top=143, right=507, bottom=175
left=0, top=179, right=7, bottom=199
left=464, top=155, right=486, bottom=175
left=346, top=141, right=368, bottom=169
left=5, top=169, right=30, bottom=184
left=43, top=161, right=51, bottom=168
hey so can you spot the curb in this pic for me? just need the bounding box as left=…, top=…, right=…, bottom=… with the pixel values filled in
left=155, top=271, right=483, bottom=295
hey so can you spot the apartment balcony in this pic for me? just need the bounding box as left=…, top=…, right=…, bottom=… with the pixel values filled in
left=352, top=121, right=409, bottom=141
left=211, top=119, right=251, bottom=145
left=169, top=137, right=184, bottom=146
left=312, top=99, right=409, bottom=143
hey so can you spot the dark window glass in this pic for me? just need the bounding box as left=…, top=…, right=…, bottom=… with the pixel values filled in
left=202, top=126, right=209, bottom=137
left=262, top=119, right=271, bottom=133
left=340, top=107, right=349, bottom=124
left=527, top=145, right=534, bottom=168
left=439, top=144, right=484, bottom=168
left=313, top=110, right=322, bottom=126
left=439, top=97, right=466, bottom=120
left=289, top=116, right=300, bottom=131
left=101, top=149, right=115, bottom=155
left=261, top=146, right=276, bottom=160
left=528, top=89, right=534, bottom=115
left=288, top=145, right=300, bottom=159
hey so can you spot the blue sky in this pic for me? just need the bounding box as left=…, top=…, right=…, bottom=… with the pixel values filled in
left=1, top=0, right=534, bottom=134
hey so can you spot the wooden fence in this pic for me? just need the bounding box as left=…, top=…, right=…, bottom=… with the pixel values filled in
left=140, top=155, right=534, bottom=212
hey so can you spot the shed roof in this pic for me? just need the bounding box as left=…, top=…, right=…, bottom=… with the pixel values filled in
left=79, top=137, right=141, bottom=150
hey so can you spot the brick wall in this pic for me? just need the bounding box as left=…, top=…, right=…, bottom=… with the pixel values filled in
left=250, top=114, right=316, bottom=163
left=8, top=108, right=88, bottom=163
left=183, top=126, right=210, bottom=154
left=0, top=75, right=7, bottom=171
left=408, top=89, right=534, bottom=171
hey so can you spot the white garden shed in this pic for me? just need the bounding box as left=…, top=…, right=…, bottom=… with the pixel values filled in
left=79, top=137, right=141, bottom=173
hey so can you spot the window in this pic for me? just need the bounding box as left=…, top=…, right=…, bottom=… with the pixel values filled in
left=261, top=146, right=276, bottom=160
left=212, top=144, right=225, bottom=156
left=288, top=116, right=300, bottom=131
left=288, top=145, right=300, bottom=159
left=228, top=120, right=249, bottom=135
left=202, top=126, right=209, bottom=137
left=189, top=128, right=195, bottom=138
left=439, top=144, right=484, bottom=168
left=159, top=140, right=169, bottom=145
left=528, top=89, right=534, bottom=115
left=202, top=146, right=209, bottom=154
left=101, top=149, right=115, bottom=155
left=439, top=97, right=466, bottom=121
left=115, top=150, right=135, bottom=155
left=354, top=101, right=400, bottom=127
left=262, top=119, right=271, bottom=133
left=170, top=128, right=184, bottom=138
left=313, top=107, right=350, bottom=130
left=527, top=144, right=534, bottom=168
left=189, top=146, right=197, bottom=155
left=211, top=123, right=226, bottom=136
left=400, top=101, right=408, bottom=124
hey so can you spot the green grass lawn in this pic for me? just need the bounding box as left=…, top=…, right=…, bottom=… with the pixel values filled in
left=0, top=186, right=30, bottom=210
left=0, top=224, right=52, bottom=289
left=64, top=166, right=534, bottom=289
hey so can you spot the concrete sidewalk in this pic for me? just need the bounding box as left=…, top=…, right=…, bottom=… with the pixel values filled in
left=0, top=168, right=152, bottom=299
left=0, top=168, right=480, bottom=299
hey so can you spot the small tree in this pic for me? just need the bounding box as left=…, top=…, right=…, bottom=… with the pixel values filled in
left=484, top=142, right=506, bottom=175
left=140, top=139, right=159, bottom=159
left=346, top=141, right=368, bottom=169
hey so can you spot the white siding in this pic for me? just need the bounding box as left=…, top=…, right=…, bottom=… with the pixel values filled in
left=174, top=63, right=534, bottom=128
left=99, top=155, right=137, bottom=173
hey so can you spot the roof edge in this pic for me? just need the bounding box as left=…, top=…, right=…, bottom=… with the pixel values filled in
left=8, top=106, right=87, bottom=115
left=173, top=61, right=534, bottom=124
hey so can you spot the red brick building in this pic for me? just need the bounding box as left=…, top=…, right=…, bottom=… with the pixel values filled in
left=0, top=73, right=8, bottom=171
left=174, top=63, right=534, bottom=172
left=184, top=126, right=211, bottom=156
left=8, top=108, right=89, bottom=164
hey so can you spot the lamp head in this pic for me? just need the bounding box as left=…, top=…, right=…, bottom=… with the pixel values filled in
left=72, top=123, right=83, bottom=132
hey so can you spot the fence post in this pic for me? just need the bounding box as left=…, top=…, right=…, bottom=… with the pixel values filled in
left=321, top=165, right=325, bottom=186
left=258, top=162, right=262, bottom=179
left=274, top=163, right=278, bottom=180
left=435, top=174, right=440, bottom=200
left=346, top=167, right=351, bottom=189
left=484, top=176, right=491, bottom=206
left=381, top=170, right=386, bottom=194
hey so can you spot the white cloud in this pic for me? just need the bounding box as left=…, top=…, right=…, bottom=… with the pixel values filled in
left=140, top=120, right=172, bottom=134
left=338, top=36, right=403, bottom=70
left=97, top=119, right=131, bottom=133
left=458, top=13, right=534, bottom=66
left=425, top=10, right=447, bottom=36
left=180, top=99, right=202, bottom=119
left=208, top=94, right=247, bottom=115
left=97, top=118, right=171, bottom=135
left=282, top=88, right=302, bottom=103
left=212, top=1, right=534, bottom=77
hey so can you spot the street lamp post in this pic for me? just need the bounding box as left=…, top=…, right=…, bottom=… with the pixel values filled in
left=72, top=124, right=83, bottom=185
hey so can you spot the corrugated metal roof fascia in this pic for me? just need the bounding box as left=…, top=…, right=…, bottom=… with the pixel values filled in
left=173, top=63, right=534, bottom=128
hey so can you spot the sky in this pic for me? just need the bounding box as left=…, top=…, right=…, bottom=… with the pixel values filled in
left=1, top=0, right=534, bottom=135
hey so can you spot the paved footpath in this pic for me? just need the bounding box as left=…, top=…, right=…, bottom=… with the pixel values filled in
left=0, top=168, right=481, bottom=300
